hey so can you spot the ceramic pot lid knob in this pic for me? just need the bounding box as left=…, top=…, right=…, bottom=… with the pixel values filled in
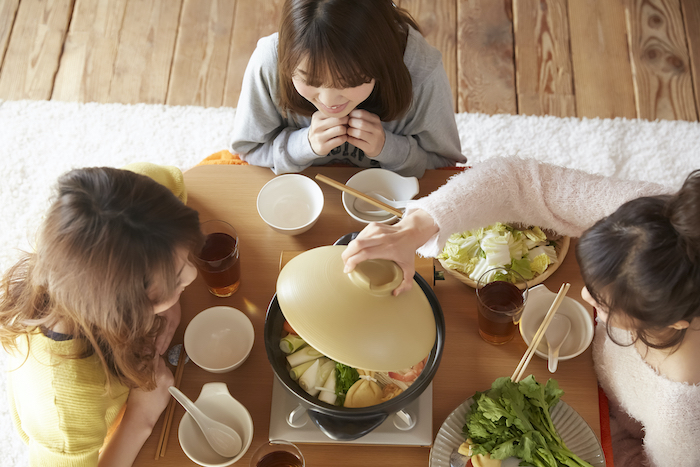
left=347, top=259, right=403, bottom=295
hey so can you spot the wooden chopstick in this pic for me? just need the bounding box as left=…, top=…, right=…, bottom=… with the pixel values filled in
left=155, top=347, right=187, bottom=459
left=511, top=283, right=570, bottom=383
left=314, top=174, right=404, bottom=218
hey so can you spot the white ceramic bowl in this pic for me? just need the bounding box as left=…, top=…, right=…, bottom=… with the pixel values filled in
left=519, top=284, right=594, bottom=361
left=184, top=306, right=254, bottom=373
left=341, top=168, right=419, bottom=224
left=257, top=174, right=324, bottom=235
left=178, top=382, right=254, bottom=467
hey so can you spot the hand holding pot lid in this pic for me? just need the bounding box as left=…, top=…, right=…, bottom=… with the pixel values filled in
left=276, top=245, right=436, bottom=372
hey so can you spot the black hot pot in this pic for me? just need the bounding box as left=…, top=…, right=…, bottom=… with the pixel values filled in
left=263, top=235, right=445, bottom=441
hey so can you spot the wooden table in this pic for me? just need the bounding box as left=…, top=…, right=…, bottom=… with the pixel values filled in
left=136, top=165, right=601, bottom=466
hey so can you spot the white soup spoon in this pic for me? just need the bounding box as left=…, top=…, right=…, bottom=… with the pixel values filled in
left=544, top=314, right=571, bottom=373
left=168, top=386, right=242, bottom=458
left=353, top=192, right=409, bottom=216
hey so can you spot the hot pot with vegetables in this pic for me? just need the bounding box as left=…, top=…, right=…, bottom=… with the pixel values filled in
left=263, top=237, right=445, bottom=441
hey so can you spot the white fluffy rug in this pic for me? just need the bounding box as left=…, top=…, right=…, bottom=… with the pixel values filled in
left=0, top=99, right=698, bottom=465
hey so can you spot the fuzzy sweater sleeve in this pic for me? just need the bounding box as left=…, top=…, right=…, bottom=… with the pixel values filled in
left=407, top=157, right=671, bottom=257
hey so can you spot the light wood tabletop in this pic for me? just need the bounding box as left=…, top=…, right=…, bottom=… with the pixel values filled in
left=136, top=164, right=601, bottom=467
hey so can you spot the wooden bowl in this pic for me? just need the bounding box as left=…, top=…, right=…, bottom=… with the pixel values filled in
left=437, top=236, right=570, bottom=289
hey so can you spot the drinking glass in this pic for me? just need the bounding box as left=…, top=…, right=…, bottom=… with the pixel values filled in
left=193, top=220, right=241, bottom=297
left=248, top=439, right=305, bottom=467
left=475, top=266, right=529, bottom=345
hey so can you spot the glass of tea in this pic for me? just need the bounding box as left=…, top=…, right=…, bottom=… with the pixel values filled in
left=193, top=219, right=241, bottom=297
left=475, top=266, right=529, bottom=345
left=248, top=439, right=305, bottom=467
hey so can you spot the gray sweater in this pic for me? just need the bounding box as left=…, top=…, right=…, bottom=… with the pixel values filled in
left=231, top=28, right=466, bottom=178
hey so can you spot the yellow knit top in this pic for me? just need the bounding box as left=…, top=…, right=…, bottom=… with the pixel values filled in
left=7, top=331, right=129, bottom=466
left=122, top=161, right=188, bottom=204
left=6, top=163, right=187, bottom=466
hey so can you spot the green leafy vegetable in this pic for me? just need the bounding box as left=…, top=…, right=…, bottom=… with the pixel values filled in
left=438, top=223, right=559, bottom=281
left=463, top=375, right=593, bottom=467
left=335, top=363, right=359, bottom=406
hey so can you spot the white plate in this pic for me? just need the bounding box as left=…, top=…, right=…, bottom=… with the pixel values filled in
left=429, top=396, right=606, bottom=467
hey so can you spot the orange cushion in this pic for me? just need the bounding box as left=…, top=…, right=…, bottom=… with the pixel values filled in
left=197, top=150, right=248, bottom=166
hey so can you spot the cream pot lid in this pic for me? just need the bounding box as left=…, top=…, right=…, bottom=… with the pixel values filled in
left=276, top=245, right=436, bottom=372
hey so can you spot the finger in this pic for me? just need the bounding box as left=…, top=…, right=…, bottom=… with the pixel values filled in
left=322, top=118, right=350, bottom=130
left=392, top=277, right=415, bottom=296
left=342, top=239, right=390, bottom=272
left=347, top=115, right=380, bottom=132
left=344, top=225, right=395, bottom=252
left=323, top=135, right=348, bottom=150
left=349, top=109, right=380, bottom=123
left=326, top=123, right=348, bottom=138
left=312, top=120, right=343, bottom=135
left=342, top=240, right=401, bottom=273
left=313, top=112, right=349, bottom=127
left=346, top=126, right=368, bottom=140
left=346, top=135, right=370, bottom=153
left=342, top=248, right=370, bottom=273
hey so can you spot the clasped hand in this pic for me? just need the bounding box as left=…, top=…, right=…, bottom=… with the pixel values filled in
left=309, top=109, right=385, bottom=158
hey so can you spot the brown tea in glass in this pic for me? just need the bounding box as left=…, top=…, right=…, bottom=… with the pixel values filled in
left=194, top=220, right=241, bottom=297
left=249, top=440, right=304, bottom=467
left=475, top=267, right=528, bottom=345
left=255, top=450, right=303, bottom=467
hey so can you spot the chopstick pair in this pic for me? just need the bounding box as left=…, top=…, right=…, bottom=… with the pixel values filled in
left=155, top=347, right=187, bottom=459
left=314, top=174, right=404, bottom=218
left=511, top=283, right=571, bottom=383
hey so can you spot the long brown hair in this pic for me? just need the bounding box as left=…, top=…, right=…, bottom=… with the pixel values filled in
left=577, top=169, right=700, bottom=350
left=277, top=0, right=419, bottom=121
left=0, top=167, right=204, bottom=390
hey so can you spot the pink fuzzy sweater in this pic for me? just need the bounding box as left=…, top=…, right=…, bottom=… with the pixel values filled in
left=407, top=157, right=700, bottom=466
left=408, top=157, right=667, bottom=257
left=593, top=325, right=700, bottom=466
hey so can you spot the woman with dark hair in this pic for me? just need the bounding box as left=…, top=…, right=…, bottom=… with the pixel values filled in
left=231, top=0, right=466, bottom=178
left=342, top=157, right=700, bottom=466
left=0, top=166, right=204, bottom=466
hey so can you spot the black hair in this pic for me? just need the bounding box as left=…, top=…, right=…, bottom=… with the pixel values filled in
left=576, top=170, right=700, bottom=350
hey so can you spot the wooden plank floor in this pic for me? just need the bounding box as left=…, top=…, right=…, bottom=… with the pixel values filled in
left=0, top=0, right=697, bottom=122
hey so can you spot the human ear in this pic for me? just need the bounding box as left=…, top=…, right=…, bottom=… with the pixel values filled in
left=669, top=320, right=690, bottom=330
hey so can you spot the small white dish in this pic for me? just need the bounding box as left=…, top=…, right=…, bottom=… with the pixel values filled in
left=184, top=306, right=254, bottom=373
left=341, top=169, right=419, bottom=224
left=178, top=382, right=254, bottom=467
left=257, top=174, right=324, bottom=235
left=519, top=284, right=594, bottom=361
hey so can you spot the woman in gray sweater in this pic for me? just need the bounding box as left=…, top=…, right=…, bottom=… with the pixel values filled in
left=231, top=0, right=466, bottom=178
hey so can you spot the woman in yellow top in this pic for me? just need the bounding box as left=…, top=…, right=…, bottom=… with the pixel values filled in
left=0, top=165, right=204, bottom=466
